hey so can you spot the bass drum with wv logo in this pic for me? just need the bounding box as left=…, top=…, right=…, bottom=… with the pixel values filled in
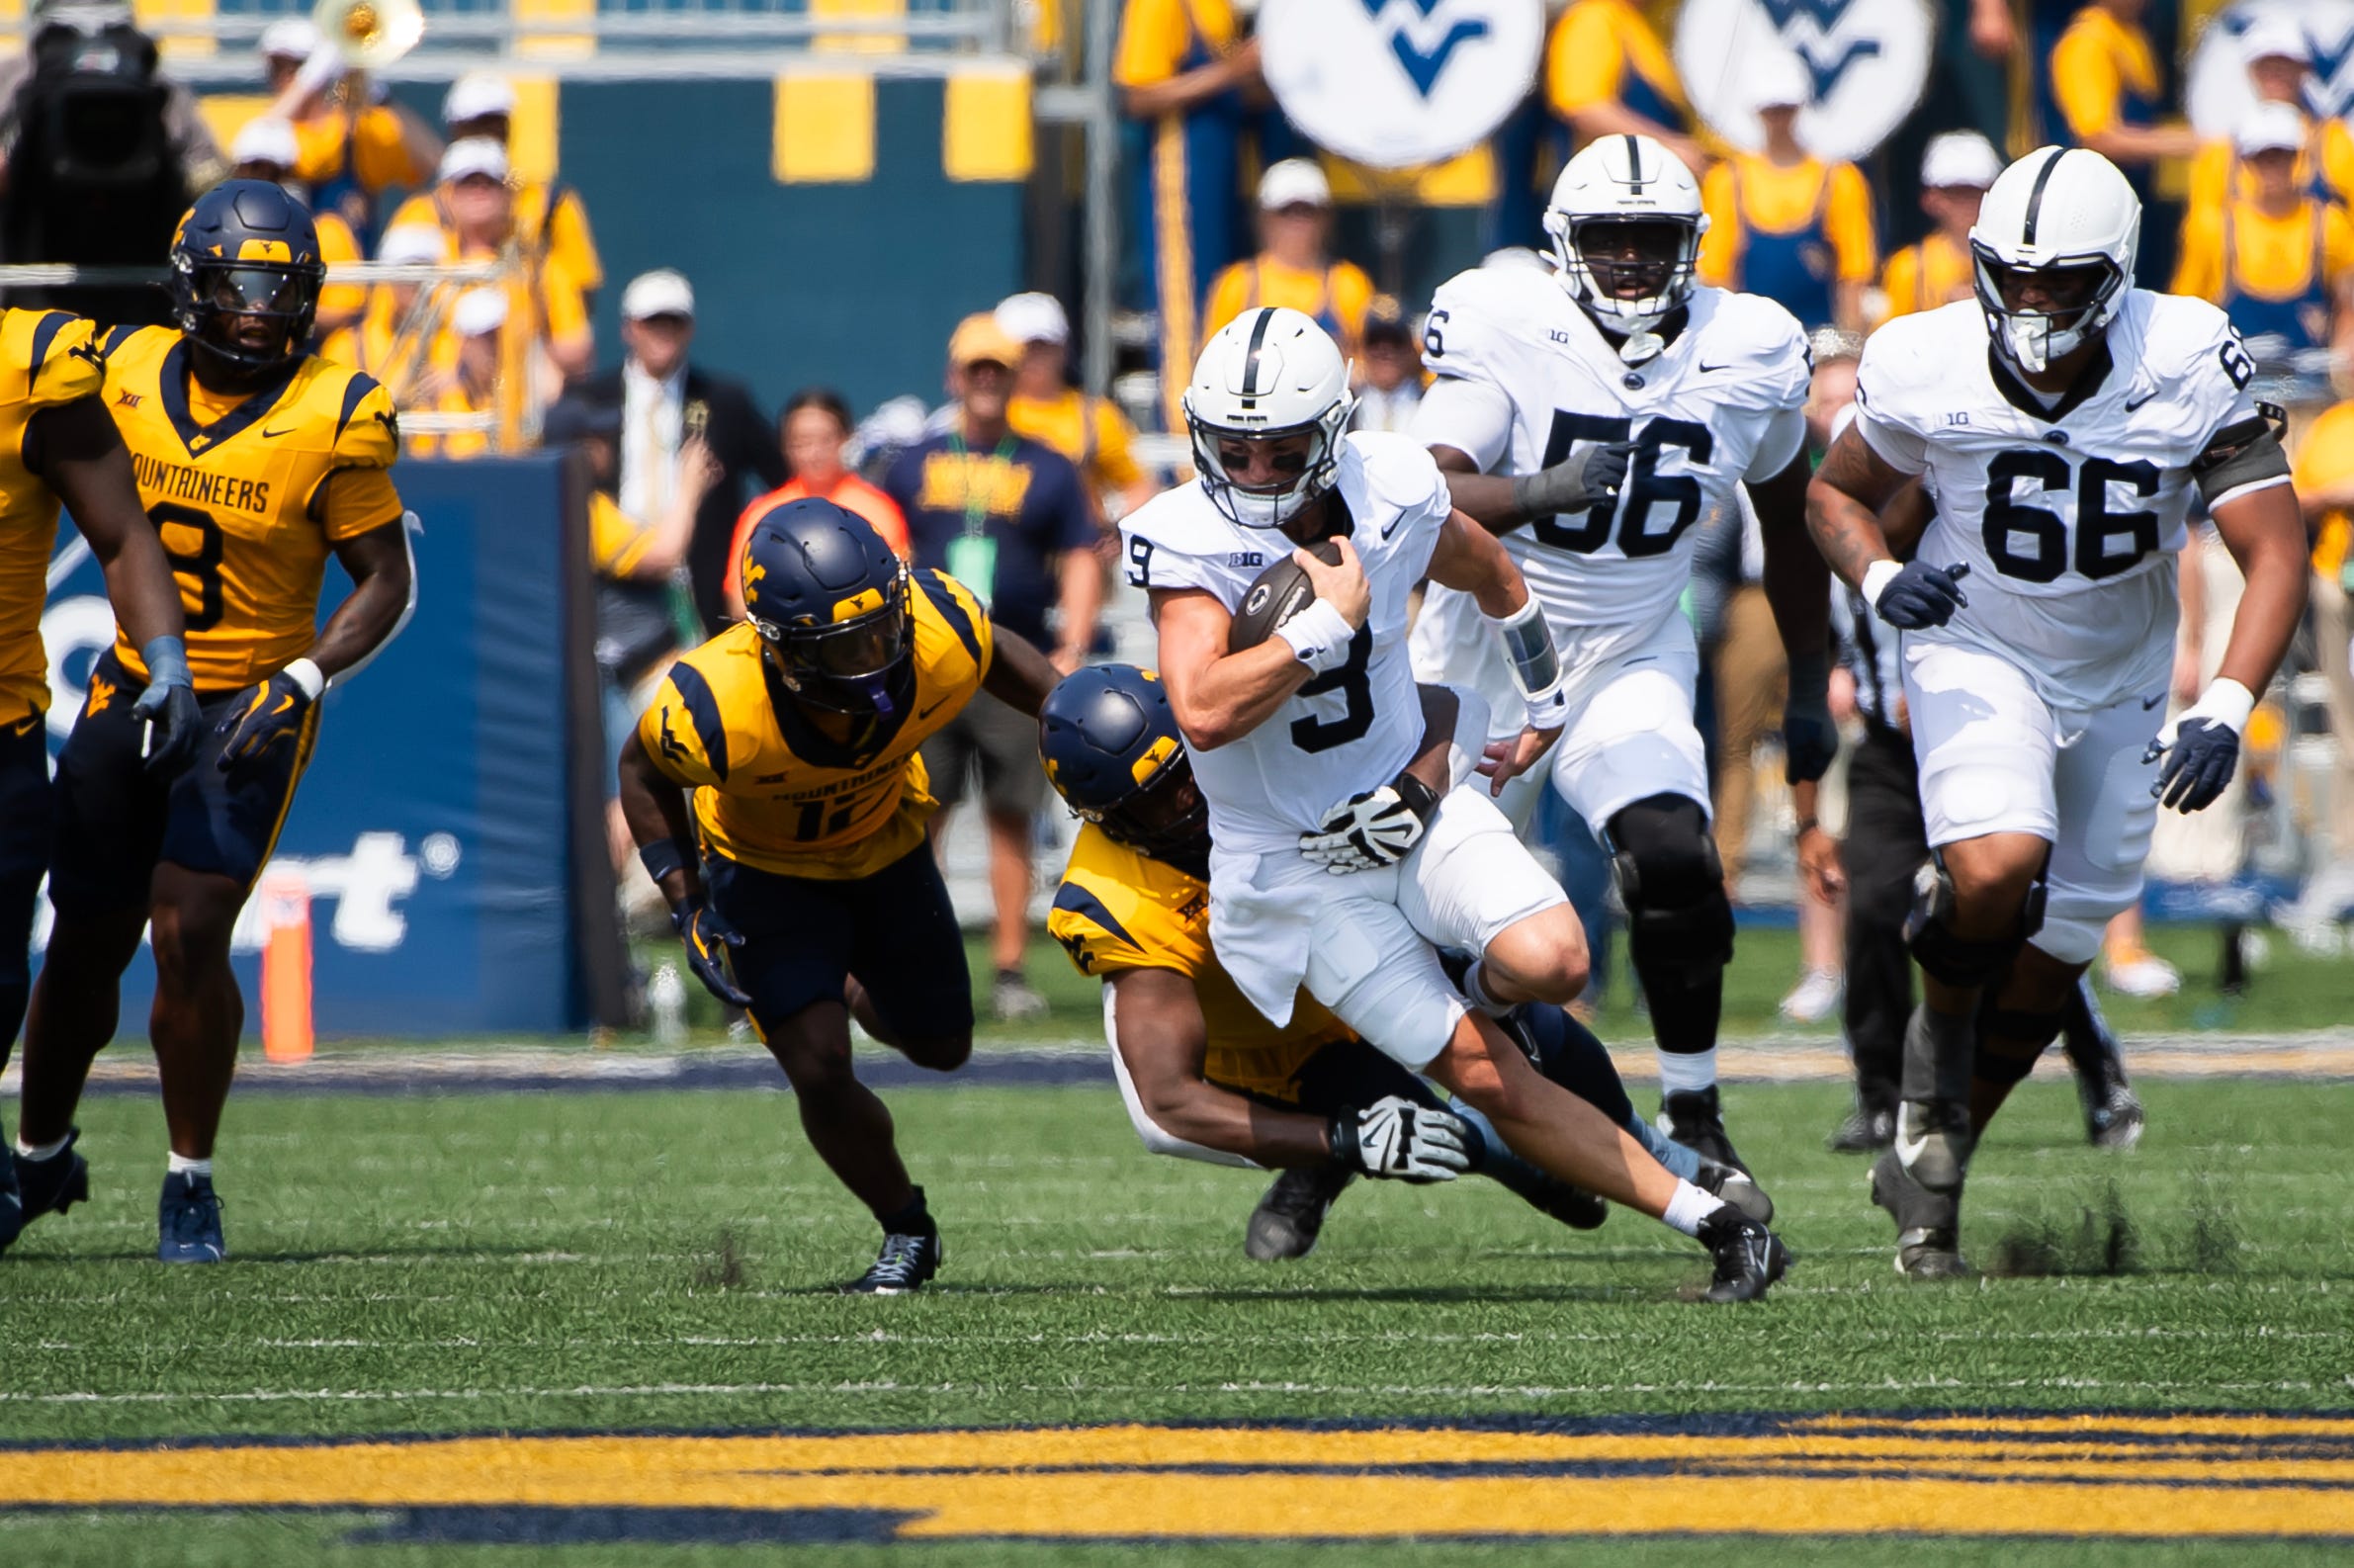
left=1259, top=0, right=1541, bottom=169
left=1675, top=0, right=1932, bottom=164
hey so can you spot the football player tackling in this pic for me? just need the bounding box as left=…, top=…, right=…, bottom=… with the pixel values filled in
left=1040, top=663, right=1770, bottom=1261
left=11, top=182, right=414, bottom=1263
left=1122, top=305, right=1790, bottom=1301
left=1806, top=148, right=2307, bottom=1276
left=619, top=497, right=1058, bottom=1293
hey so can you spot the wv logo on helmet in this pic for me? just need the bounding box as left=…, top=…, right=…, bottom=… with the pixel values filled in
left=1357, top=0, right=1489, bottom=97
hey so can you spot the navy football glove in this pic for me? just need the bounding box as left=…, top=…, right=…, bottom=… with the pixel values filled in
left=1782, top=652, right=1836, bottom=784
left=131, top=635, right=201, bottom=775
left=672, top=892, right=752, bottom=1007
left=214, top=669, right=315, bottom=774
left=2147, top=718, right=2240, bottom=813
left=1867, top=560, right=1970, bottom=630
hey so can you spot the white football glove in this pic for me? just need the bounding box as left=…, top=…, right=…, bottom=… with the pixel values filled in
left=1330, top=1096, right=1476, bottom=1182
left=1299, top=772, right=1441, bottom=874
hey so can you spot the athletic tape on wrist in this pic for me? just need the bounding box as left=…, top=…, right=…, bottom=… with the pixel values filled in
left=138, top=635, right=192, bottom=690
left=2187, top=677, right=2255, bottom=736
left=638, top=838, right=690, bottom=887
left=1276, top=598, right=1355, bottom=674
left=283, top=657, right=327, bottom=702
left=1861, top=560, right=1902, bottom=612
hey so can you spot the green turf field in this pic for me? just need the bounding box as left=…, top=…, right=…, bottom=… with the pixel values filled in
left=3, top=1067, right=2351, bottom=1564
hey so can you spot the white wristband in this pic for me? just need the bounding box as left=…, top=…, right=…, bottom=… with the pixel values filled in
left=1861, top=560, right=1902, bottom=611
left=284, top=657, right=327, bottom=702
left=2185, top=677, right=2255, bottom=736
left=1274, top=598, right=1355, bottom=675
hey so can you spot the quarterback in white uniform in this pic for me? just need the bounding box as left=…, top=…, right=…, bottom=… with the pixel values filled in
left=1807, top=147, right=2308, bottom=1277
left=1411, top=135, right=1835, bottom=1175
left=1121, top=305, right=1791, bottom=1301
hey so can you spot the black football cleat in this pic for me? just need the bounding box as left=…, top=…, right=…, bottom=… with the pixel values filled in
left=1659, top=1086, right=1748, bottom=1174
left=1870, top=1147, right=1969, bottom=1279
left=1828, top=1101, right=1895, bottom=1154
left=842, top=1230, right=941, bottom=1294
left=2, top=1129, right=90, bottom=1257
left=1696, top=1206, right=1789, bottom=1303
left=1245, top=1164, right=1352, bottom=1261
left=2083, top=1083, right=2146, bottom=1150
left=1695, top=1158, right=1773, bottom=1225
left=157, top=1171, right=225, bottom=1264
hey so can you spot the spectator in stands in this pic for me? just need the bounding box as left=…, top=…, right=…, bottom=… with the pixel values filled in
left=404, top=287, right=505, bottom=460
left=2280, top=395, right=2354, bottom=944
left=228, top=115, right=366, bottom=341
left=259, top=17, right=440, bottom=239
left=576, top=269, right=785, bottom=634
left=997, top=291, right=1156, bottom=526
left=1875, top=131, right=2002, bottom=325
left=724, top=390, right=912, bottom=619
left=319, top=222, right=455, bottom=405
left=435, top=136, right=593, bottom=387
left=1542, top=0, right=1701, bottom=171
left=1349, top=297, right=1422, bottom=434
left=2172, top=104, right=2354, bottom=396
left=1698, top=54, right=1875, bottom=334
left=2191, top=20, right=2354, bottom=212
left=2046, top=0, right=2198, bottom=283
left=887, top=312, right=1098, bottom=1022
left=385, top=71, right=604, bottom=307
left=1114, top=0, right=1266, bottom=429
left=1200, top=159, right=1375, bottom=358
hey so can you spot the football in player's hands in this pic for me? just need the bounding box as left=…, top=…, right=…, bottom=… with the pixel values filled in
left=1226, top=539, right=1342, bottom=653
left=1330, top=1096, right=1478, bottom=1182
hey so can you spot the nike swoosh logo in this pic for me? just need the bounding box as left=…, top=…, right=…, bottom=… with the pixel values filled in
left=1893, top=1121, right=1929, bottom=1170
left=1698, top=361, right=1731, bottom=374
left=1380, top=516, right=1402, bottom=540
left=2142, top=693, right=2166, bottom=711
left=2124, top=392, right=2155, bottom=412
left=916, top=699, right=950, bottom=721
left=261, top=426, right=299, bottom=438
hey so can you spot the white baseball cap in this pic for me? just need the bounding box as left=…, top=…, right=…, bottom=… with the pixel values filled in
left=259, top=17, right=319, bottom=59
left=451, top=287, right=509, bottom=339
left=2235, top=100, right=2308, bottom=155
left=621, top=268, right=695, bottom=321
left=995, top=292, right=1069, bottom=346
left=377, top=224, right=448, bottom=266
left=443, top=72, right=518, bottom=127
left=437, top=136, right=510, bottom=185
left=1750, top=51, right=1812, bottom=111
left=1920, top=131, right=2003, bottom=190
left=230, top=116, right=300, bottom=170
left=1258, top=157, right=1333, bottom=211
left=2238, top=16, right=2310, bottom=65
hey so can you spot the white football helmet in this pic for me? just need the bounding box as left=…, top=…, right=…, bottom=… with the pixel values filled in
left=1181, top=305, right=1353, bottom=529
left=1968, top=145, right=2140, bottom=375
left=1541, top=134, right=1708, bottom=339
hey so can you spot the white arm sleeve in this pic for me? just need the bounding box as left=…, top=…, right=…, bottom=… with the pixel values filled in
left=1410, top=376, right=1517, bottom=473
left=1742, top=404, right=1808, bottom=480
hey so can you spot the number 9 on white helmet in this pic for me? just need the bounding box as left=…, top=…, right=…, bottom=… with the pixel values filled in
left=1182, top=305, right=1354, bottom=530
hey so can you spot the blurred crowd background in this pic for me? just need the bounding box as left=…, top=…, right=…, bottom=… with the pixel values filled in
left=1, top=0, right=2347, bottom=1022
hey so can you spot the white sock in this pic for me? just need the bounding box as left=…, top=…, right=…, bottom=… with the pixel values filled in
left=166, top=1152, right=212, bottom=1179
left=1657, top=1046, right=1718, bottom=1096
left=1660, top=1177, right=1727, bottom=1237
left=15, top=1135, right=68, bottom=1163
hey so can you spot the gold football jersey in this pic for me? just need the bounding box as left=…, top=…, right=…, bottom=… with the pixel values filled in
left=99, top=324, right=402, bottom=693
left=0, top=308, right=105, bottom=725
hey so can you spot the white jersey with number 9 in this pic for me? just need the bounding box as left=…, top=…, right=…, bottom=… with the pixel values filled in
left=1852, top=291, right=2261, bottom=711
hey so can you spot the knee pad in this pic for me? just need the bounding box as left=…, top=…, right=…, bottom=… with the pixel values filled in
left=1610, top=795, right=1733, bottom=975
left=1903, top=856, right=2042, bottom=990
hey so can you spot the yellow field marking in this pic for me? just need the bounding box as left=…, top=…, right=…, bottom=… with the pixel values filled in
left=9, top=1415, right=2354, bottom=1540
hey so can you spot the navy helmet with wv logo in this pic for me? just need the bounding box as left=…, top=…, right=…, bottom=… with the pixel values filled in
left=738, top=496, right=915, bottom=718
left=1039, top=663, right=1210, bottom=876
left=169, top=178, right=325, bottom=391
